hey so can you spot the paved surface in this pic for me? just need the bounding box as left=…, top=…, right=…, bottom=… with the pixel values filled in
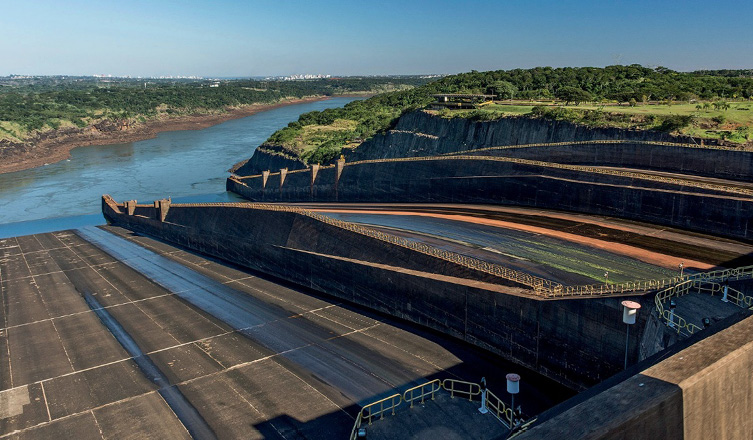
left=0, top=227, right=571, bottom=439
left=673, top=292, right=745, bottom=330
left=363, top=391, right=506, bottom=440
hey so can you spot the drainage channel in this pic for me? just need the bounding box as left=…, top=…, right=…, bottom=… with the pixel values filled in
left=83, top=292, right=217, bottom=440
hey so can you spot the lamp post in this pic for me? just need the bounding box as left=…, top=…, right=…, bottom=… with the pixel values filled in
left=506, top=373, right=520, bottom=431
left=622, top=301, right=641, bottom=370
left=478, top=377, right=488, bottom=414
left=678, top=262, right=684, bottom=278
left=604, top=271, right=609, bottom=285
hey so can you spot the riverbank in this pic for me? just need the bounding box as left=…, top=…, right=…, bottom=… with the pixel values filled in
left=0, top=96, right=331, bottom=175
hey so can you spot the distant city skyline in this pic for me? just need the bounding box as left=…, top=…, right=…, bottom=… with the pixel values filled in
left=2, top=0, right=752, bottom=77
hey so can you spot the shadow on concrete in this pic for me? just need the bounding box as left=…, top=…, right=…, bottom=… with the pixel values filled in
left=111, top=228, right=576, bottom=437
left=718, top=251, right=753, bottom=268
left=253, top=411, right=355, bottom=440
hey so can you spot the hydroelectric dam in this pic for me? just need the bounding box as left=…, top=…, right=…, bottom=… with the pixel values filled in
left=4, top=114, right=753, bottom=439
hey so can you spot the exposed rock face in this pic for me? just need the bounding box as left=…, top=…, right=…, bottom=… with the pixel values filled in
left=231, top=144, right=306, bottom=176
left=346, top=110, right=722, bottom=161
left=235, top=110, right=733, bottom=175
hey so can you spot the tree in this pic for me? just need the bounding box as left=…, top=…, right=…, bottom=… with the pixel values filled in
left=555, top=87, right=592, bottom=105
left=488, top=81, right=517, bottom=100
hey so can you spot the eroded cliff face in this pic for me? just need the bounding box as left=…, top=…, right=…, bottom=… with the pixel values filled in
left=346, top=111, right=716, bottom=161
left=234, top=110, right=732, bottom=176
left=231, top=144, right=306, bottom=175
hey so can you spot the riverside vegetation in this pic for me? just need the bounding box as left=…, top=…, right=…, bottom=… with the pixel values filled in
left=0, top=75, right=431, bottom=144
left=259, top=66, right=753, bottom=166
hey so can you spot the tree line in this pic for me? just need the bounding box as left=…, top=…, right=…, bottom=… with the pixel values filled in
left=263, top=65, right=753, bottom=165
left=0, top=76, right=432, bottom=134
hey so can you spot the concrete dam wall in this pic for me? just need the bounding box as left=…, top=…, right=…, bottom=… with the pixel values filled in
left=102, top=196, right=658, bottom=390
left=519, top=313, right=753, bottom=440
left=227, top=156, right=753, bottom=241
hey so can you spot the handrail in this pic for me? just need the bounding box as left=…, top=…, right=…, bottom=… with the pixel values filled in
left=348, top=412, right=363, bottom=440
left=508, top=417, right=539, bottom=439
left=485, top=389, right=513, bottom=427
left=442, top=379, right=481, bottom=401
left=403, top=379, right=442, bottom=408
left=348, top=378, right=526, bottom=437
left=360, top=393, right=402, bottom=426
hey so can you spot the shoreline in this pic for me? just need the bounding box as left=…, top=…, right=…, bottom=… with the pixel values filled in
left=0, top=96, right=333, bottom=175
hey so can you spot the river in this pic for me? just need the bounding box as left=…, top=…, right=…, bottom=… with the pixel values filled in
left=0, top=97, right=361, bottom=238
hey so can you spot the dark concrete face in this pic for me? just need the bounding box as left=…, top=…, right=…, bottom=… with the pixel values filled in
left=519, top=314, right=753, bottom=440
left=228, top=157, right=753, bottom=242
left=0, top=229, right=570, bottom=439
left=102, top=198, right=663, bottom=389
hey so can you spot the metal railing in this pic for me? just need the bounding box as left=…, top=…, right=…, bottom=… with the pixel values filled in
left=653, top=277, right=753, bottom=336
left=655, top=280, right=703, bottom=336
left=349, top=378, right=513, bottom=440
left=722, top=286, right=753, bottom=309
left=348, top=412, right=363, bottom=440
left=441, top=379, right=481, bottom=401
left=485, top=389, right=513, bottom=426
left=403, top=379, right=441, bottom=408
left=360, top=393, right=402, bottom=426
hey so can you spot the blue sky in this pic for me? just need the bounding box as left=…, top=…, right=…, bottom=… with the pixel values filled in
left=2, top=0, right=751, bottom=77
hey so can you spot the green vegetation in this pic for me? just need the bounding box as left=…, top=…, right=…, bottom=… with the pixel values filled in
left=262, top=65, right=753, bottom=165
left=0, top=76, right=431, bottom=142
left=443, top=102, right=753, bottom=143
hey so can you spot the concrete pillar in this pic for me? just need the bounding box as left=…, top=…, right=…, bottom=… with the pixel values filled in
left=126, top=200, right=137, bottom=216
left=335, top=156, right=346, bottom=201
left=158, top=199, right=170, bottom=222
left=310, top=164, right=319, bottom=196
left=262, top=170, right=270, bottom=189
left=279, top=168, right=288, bottom=191
left=335, top=155, right=345, bottom=187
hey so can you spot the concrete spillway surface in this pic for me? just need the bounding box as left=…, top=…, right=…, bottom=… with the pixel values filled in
left=319, top=212, right=676, bottom=285
left=306, top=204, right=753, bottom=286
left=0, top=227, right=572, bottom=439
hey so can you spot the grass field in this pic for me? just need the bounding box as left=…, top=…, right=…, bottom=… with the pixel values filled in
left=275, top=118, right=359, bottom=156
left=430, top=101, right=753, bottom=144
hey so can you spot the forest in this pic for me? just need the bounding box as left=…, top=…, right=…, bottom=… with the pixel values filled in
left=0, top=76, right=431, bottom=140
left=261, top=65, right=753, bottom=165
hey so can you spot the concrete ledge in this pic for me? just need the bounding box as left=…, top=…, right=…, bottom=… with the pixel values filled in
left=517, top=313, right=753, bottom=439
